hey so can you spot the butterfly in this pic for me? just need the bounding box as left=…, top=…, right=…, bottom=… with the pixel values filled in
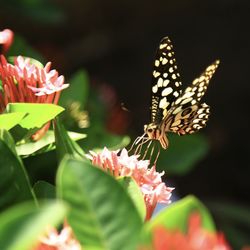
left=134, top=37, right=219, bottom=156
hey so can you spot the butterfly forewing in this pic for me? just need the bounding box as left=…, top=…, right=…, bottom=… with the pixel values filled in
left=163, top=60, right=219, bottom=135
left=187, top=60, right=220, bottom=102
left=151, top=37, right=183, bottom=124
left=173, top=60, right=220, bottom=108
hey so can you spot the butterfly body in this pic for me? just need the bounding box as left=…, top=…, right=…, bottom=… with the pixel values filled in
left=144, top=37, right=219, bottom=150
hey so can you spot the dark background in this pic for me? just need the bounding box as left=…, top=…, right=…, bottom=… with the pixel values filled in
left=1, top=0, right=250, bottom=247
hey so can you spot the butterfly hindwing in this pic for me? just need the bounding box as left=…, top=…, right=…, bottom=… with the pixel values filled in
left=161, top=60, right=219, bottom=135
left=151, top=37, right=183, bottom=124
left=168, top=103, right=210, bottom=135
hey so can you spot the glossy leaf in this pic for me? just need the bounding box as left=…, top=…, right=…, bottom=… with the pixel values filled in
left=118, top=177, right=146, bottom=221
left=0, top=112, right=26, bottom=130
left=148, top=195, right=215, bottom=233
left=0, top=129, right=18, bottom=156
left=0, top=130, right=36, bottom=210
left=157, top=133, right=209, bottom=175
left=6, top=103, right=64, bottom=129
left=54, top=118, right=85, bottom=162
left=16, top=130, right=86, bottom=156
left=0, top=201, right=67, bottom=250
left=57, top=158, right=143, bottom=250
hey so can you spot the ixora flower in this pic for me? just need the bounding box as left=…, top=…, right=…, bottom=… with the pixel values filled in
left=148, top=212, right=231, bottom=250
left=34, top=224, right=81, bottom=250
left=90, top=147, right=174, bottom=220
left=0, top=55, right=69, bottom=112
left=0, top=55, right=69, bottom=140
left=0, top=29, right=14, bottom=54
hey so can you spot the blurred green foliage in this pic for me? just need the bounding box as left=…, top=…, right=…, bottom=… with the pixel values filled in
left=0, top=201, right=67, bottom=250
left=1, top=0, right=65, bottom=25
left=0, top=29, right=249, bottom=249
left=158, top=133, right=209, bottom=175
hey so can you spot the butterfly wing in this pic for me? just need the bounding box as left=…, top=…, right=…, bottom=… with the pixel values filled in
left=165, top=60, right=219, bottom=135
left=167, top=103, right=210, bottom=135
left=151, top=37, right=183, bottom=124
left=184, top=60, right=220, bottom=103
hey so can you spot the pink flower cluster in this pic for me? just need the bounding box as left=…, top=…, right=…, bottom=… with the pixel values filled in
left=90, top=147, right=174, bottom=220
left=0, top=55, right=69, bottom=112
left=34, top=224, right=81, bottom=250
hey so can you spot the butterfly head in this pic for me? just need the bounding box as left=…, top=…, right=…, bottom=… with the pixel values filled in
left=144, top=123, right=159, bottom=139
left=144, top=123, right=169, bottom=149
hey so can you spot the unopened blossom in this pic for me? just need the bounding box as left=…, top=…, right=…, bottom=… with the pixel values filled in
left=148, top=212, right=231, bottom=250
left=0, top=29, right=14, bottom=53
left=90, top=147, right=174, bottom=220
left=34, top=224, right=82, bottom=250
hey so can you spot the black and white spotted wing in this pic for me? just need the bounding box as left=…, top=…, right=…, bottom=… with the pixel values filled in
left=167, top=103, right=210, bottom=135
left=151, top=37, right=182, bottom=124
left=142, top=37, right=220, bottom=151
left=166, top=60, right=220, bottom=135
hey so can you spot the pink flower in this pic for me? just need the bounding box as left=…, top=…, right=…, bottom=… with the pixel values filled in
left=0, top=29, right=14, bottom=54
left=0, top=55, right=69, bottom=110
left=146, top=212, right=232, bottom=250
left=90, top=147, right=174, bottom=220
left=34, top=224, right=82, bottom=250
left=0, top=55, right=69, bottom=140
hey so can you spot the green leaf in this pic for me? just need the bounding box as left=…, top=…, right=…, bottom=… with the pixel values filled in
left=118, top=177, right=146, bottom=221
left=0, top=112, right=27, bottom=130
left=54, top=118, right=85, bottom=162
left=6, top=103, right=64, bottom=129
left=59, top=69, right=89, bottom=109
left=57, top=158, right=143, bottom=250
left=0, top=130, right=36, bottom=210
left=33, top=181, right=56, bottom=200
left=148, top=195, right=215, bottom=233
left=16, top=130, right=86, bottom=156
left=0, top=201, right=67, bottom=250
left=157, top=133, right=209, bottom=175
left=0, top=129, right=18, bottom=156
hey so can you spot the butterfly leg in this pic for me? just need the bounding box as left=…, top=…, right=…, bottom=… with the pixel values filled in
left=135, top=137, right=150, bottom=155
left=149, top=141, right=156, bottom=162
left=142, top=140, right=153, bottom=160
left=128, top=133, right=146, bottom=153
left=153, top=143, right=161, bottom=166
